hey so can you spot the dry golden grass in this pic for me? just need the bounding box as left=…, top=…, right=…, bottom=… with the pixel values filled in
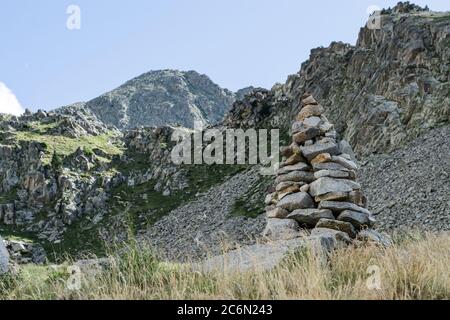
left=1, top=232, right=449, bottom=300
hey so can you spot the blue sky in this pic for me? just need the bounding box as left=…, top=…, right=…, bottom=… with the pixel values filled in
left=0, top=0, right=448, bottom=112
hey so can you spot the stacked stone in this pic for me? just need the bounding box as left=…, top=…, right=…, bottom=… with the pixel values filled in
left=263, top=93, right=374, bottom=243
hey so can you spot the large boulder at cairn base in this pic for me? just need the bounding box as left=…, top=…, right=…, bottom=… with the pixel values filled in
left=315, top=218, right=357, bottom=238
left=309, top=228, right=352, bottom=251
left=0, top=236, right=10, bottom=274
left=262, top=218, right=301, bottom=241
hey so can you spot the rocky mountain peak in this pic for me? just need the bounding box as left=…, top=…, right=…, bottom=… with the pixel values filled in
left=82, top=69, right=237, bottom=130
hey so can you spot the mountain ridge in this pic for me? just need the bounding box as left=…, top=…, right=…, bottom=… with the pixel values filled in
left=58, top=69, right=257, bottom=131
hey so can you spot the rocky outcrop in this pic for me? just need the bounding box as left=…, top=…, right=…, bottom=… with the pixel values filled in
left=121, top=127, right=190, bottom=194
left=3, top=240, right=47, bottom=265
left=0, top=115, right=193, bottom=247
left=263, top=94, right=381, bottom=246
left=225, top=4, right=450, bottom=157
left=288, top=7, right=449, bottom=156
left=0, top=108, right=120, bottom=244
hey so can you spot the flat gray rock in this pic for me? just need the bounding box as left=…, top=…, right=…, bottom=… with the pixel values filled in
left=319, top=201, right=371, bottom=215
left=276, top=192, right=315, bottom=211
left=276, top=162, right=311, bottom=175
left=309, top=177, right=361, bottom=197
left=331, top=156, right=358, bottom=170
left=303, top=116, right=322, bottom=128
left=287, top=209, right=335, bottom=227
left=300, top=140, right=339, bottom=161
left=316, top=218, right=357, bottom=238
left=314, top=169, right=352, bottom=179
left=300, top=140, right=340, bottom=161
left=337, top=210, right=371, bottom=229
left=312, top=161, right=350, bottom=172
left=275, top=170, right=315, bottom=184
left=293, top=127, right=321, bottom=143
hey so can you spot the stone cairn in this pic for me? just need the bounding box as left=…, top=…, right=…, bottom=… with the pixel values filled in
left=263, top=93, right=376, bottom=245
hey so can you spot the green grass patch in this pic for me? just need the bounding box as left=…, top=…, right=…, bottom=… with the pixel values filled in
left=108, top=180, right=188, bottom=227
left=111, top=151, right=151, bottom=174
left=13, top=131, right=123, bottom=164
left=0, top=225, right=35, bottom=244
left=48, top=220, right=107, bottom=262
left=27, top=120, right=60, bottom=134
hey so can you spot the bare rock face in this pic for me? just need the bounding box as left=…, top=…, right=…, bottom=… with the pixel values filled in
left=81, top=70, right=237, bottom=130
left=287, top=6, right=450, bottom=156
left=225, top=4, right=449, bottom=157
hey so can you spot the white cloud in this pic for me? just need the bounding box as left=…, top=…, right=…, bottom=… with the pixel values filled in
left=0, top=82, right=25, bottom=116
